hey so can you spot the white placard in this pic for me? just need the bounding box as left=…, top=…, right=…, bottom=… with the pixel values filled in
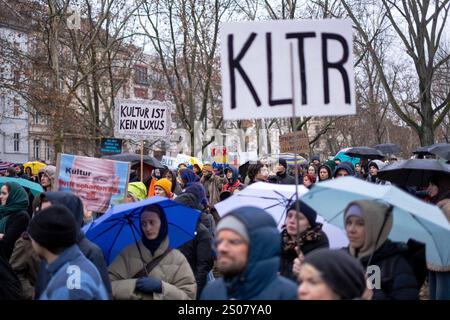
left=114, top=99, right=171, bottom=138
left=220, top=19, right=355, bottom=119
left=161, top=155, right=177, bottom=169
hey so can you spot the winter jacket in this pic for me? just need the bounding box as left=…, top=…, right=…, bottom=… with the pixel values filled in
left=356, top=240, right=419, bottom=300
left=273, top=171, right=296, bottom=185
left=108, top=237, right=196, bottom=300
left=0, top=253, right=23, bottom=300
left=9, top=233, right=40, bottom=299
left=200, top=207, right=298, bottom=300
left=280, top=228, right=329, bottom=282
left=38, top=245, right=109, bottom=300
left=0, top=211, right=29, bottom=261
left=200, top=174, right=225, bottom=206
left=222, top=167, right=244, bottom=192
left=179, top=222, right=214, bottom=297
left=34, top=192, right=112, bottom=299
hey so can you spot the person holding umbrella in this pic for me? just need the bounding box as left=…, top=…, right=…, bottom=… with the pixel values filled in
left=280, top=200, right=329, bottom=282
left=344, top=200, right=420, bottom=300
left=108, top=204, right=196, bottom=300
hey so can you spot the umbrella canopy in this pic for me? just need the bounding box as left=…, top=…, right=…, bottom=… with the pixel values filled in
left=378, top=159, right=450, bottom=187
left=345, top=146, right=385, bottom=159
left=0, top=177, right=44, bottom=196
left=23, top=161, right=46, bottom=175
left=428, top=143, right=450, bottom=161
left=214, top=182, right=349, bottom=249
left=83, top=196, right=200, bottom=265
left=374, top=143, right=401, bottom=155
left=333, top=148, right=360, bottom=166
left=102, top=153, right=164, bottom=169
left=302, top=177, right=450, bottom=268
left=0, top=161, right=18, bottom=174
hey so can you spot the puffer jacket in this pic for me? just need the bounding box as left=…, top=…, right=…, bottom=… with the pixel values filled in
left=108, top=237, right=196, bottom=300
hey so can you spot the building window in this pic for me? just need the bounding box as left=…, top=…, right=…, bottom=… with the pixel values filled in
left=13, top=98, right=21, bottom=117
left=134, top=66, right=149, bottom=85
left=33, top=140, right=40, bottom=159
left=33, top=109, right=40, bottom=124
left=45, top=140, right=50, bottom=161
left=14, top=133, right=20, bottom=152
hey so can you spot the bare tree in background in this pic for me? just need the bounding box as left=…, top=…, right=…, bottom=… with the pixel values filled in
left=342, top=0, right=450, bottom=146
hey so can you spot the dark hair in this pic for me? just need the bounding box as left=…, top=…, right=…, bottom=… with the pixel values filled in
left=247, top=162, right=265, bottom=182
left=6, top=167, right=16, bottom=176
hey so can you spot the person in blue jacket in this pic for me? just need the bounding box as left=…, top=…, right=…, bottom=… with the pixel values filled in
left=200, top=206, right=297, bottom=300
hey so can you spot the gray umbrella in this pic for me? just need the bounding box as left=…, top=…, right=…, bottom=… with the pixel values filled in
left=345, top=146, right=385, bottom=159
left=102, top=153, right=164, bottom=168
left=428, top=143, right=450, bottom=161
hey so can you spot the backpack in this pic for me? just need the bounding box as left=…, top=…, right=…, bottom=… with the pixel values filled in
left=382, top=239, right=427, bottom=291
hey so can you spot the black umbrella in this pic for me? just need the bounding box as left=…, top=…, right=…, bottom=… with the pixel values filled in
left=428, top=143, right=450, bottom=161
left=412, top=146, right=433, bottom=157
left=345, top=146, right=385, bottom=159
left=374, top=143, right=401, bottom=155
left=102, top=153, right=164, bottom=168
left=378, top=159, right=450, bottom=187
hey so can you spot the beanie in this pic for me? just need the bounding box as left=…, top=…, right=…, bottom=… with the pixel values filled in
left=202, top=164, right=214, bottom=173
left=278, top=158, right=288, bottom=169
left=287, top=200, right=318, bottom=227
left=312, top=155, right=320, bottom=162
left=154, top=178, right=172, bottom=196
left=303, top=249, right=366, bottom=300
left=127, top=182, right=148, bottom=200
left=216, top=215, right=249, bottom=243
left=28, top=205, right=77, bottom=250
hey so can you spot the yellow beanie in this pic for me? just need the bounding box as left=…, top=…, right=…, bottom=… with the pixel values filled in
left=154, top=178, right=172, bottom=196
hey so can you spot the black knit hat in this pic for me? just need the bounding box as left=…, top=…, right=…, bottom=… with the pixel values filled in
left=303, top=249, right=366, bottom=300
left=278, top=158, right=288, bottom=169
left=287, top=200, right=318, bottom=227
left=28, top=205, right=77, bottom=250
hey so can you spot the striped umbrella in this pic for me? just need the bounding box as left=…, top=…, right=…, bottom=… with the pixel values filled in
left=0, top=161, right=18, bottom=174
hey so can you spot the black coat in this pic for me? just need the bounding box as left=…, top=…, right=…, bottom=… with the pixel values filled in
left=179, top=222, right=214, bottom=297
left=279, top=230, right=329, bottom=282
left=358, top=240, right=419, bottom=300
left=273, top=172, right=296, bottom=185
left=0, top=210, right=29, bottom=261
left=0, top=254, right=23, bottom=300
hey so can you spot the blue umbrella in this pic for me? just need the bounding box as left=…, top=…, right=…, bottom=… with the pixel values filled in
left=334, top=148, right=360, bottom=166
left=83, top=196, right=200, bottom=265
left=0, top=177, right=44, bottom=196
left=302, top=177, right=450, bottom=269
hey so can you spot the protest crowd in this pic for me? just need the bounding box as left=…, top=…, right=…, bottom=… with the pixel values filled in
left=1, top=148, right=449, bottom=301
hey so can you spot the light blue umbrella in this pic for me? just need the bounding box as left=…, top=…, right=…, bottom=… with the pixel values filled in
left=0, top=177, right=44, bottom=196
left=302, top=176, right=450, bottom=268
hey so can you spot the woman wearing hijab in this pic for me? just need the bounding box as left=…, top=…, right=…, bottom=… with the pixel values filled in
left=344, top=200, right=419, bottom=300
left=280, top=200, right=329, bottom=282
left=298, top=249, right=367, bottom=300
left=108, top=204, right=196, bottom=300
left=178, top=168, right=200, bottom=190
left=0, top=182, right=30, bottom=261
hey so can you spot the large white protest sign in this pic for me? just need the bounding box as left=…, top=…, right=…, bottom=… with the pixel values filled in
left=114, top=100, right=171, bottom=138
left=221, top=20, right=355, bottom=119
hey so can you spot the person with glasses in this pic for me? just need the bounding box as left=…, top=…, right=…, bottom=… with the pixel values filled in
left=200, top=206, right=297, bottom=300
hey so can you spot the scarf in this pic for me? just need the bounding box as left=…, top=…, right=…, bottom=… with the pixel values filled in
left=141, top=204, right=168, bottom=255
left=281, top=223, right=324, bottom=256
left=0, top=182, right=29, bottom=233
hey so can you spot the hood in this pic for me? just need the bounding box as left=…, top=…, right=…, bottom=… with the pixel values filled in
left=224, top=166, right=239, bottom=184
left=344, top=200, right=393, bottom=260
left=43, top=192, right=84, bottom=239
left=179, top=168, right=200, bottom=184
left=333, top=162, right=355, bottom=177
left=127, top=182, right=147, bottom=200
left=318, top=164, right=332, bottom=181
left=41, top=165, right=56, bottom=190
left=369, top=160, right=386, bottom=171
left=221, top=206, right=280, bottom=299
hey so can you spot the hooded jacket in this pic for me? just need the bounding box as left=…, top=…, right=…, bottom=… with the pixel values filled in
left=108, top=237, right=196, bottom=300
left=34, top=192, right=112, bottom=299
left=366, top=160, right=390, bottom=185
left=200, top=207, right=298, bottom=300
left=222, top=167, right=244, bottom=192
left=344, top=200, right=419, bottom=300
left=333, top=162, right=355, bottom=177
